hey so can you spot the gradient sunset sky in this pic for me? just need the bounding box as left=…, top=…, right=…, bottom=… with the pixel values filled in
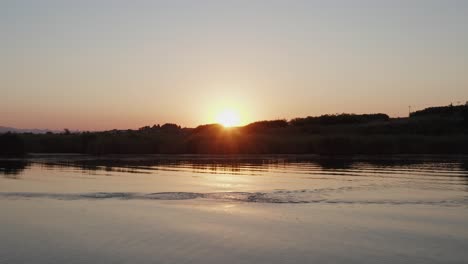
left=2, top=0, right=468, bottom=130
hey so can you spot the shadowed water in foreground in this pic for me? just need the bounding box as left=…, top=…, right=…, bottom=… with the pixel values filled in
left=1, top=155, right=468, bottom=263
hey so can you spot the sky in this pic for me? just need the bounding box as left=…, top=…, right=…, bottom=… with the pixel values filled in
left=1, top=0, right=468, bottom=130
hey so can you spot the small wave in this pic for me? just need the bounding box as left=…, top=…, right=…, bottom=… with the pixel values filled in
left=0, top=191, right=466, bottom=206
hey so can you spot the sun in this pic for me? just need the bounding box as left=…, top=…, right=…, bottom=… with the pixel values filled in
left=216, top=109, right=241, bottom=127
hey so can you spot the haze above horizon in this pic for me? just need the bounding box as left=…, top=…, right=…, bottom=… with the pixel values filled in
left=2, top=0, right=468, bottom=130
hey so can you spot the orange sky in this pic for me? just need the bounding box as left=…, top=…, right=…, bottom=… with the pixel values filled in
left=2, top=1, right=468, bottom=130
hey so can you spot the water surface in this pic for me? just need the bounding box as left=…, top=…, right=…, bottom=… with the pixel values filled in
left=1, top=155, right=467, bottom=263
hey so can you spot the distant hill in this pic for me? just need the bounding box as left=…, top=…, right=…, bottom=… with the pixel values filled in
left=410, top=104, right=468, bottom=118
left=0, top=126, right=57, bottom=134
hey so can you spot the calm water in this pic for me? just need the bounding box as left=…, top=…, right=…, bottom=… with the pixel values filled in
left=1, top=155, right=468, bottom=263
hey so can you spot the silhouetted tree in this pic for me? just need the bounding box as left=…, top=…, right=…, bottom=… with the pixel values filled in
left=410, top=104, right=467, bottom=118
left=243, top=119, right=288, bottom=133
left=0, top=133, right=25, bottom=155
left=161, top=123, right=181, bottom=133
left=290, top=113, right=389, bottom=126
left=462, top=106, right=468, bottom=127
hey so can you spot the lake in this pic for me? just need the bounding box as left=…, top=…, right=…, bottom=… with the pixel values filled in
left=1, top=154, right=467, bottom=263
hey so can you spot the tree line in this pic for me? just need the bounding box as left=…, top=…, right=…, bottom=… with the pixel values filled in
left=1, top=105, right=468, bottom=155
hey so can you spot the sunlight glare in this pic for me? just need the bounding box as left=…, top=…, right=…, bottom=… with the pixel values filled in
left=216, top=109, right=241, bottom=127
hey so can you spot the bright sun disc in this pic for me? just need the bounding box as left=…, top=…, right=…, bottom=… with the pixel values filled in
left=216, top=109, right=241, bottom=127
